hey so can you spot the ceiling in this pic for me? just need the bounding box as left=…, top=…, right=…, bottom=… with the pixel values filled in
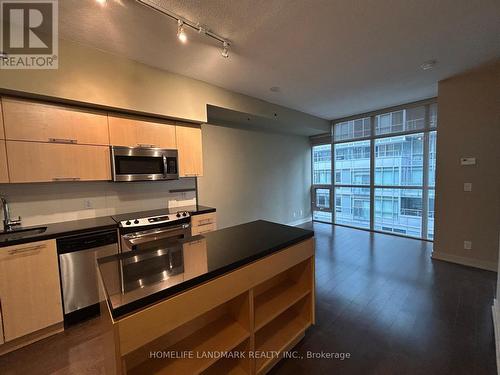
left=60, top=0, right=500, bottom=120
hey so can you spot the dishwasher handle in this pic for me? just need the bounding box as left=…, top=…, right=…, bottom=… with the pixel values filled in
left=57, top=230, right=118, bottom=254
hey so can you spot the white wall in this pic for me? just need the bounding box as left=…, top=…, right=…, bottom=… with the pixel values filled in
left=0, top=179, right=196, bottom=227
left=198, top=124, right=311, bottom=229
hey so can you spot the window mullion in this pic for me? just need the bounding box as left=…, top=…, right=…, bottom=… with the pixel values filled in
left=422, top=105, right=431, bottom=239
left=369, top=115, right=375, bottom=230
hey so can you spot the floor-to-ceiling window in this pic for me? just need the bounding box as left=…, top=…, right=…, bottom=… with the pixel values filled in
left=311, top=100, right=437, bottom=240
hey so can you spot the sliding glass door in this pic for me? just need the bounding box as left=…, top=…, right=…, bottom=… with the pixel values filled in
left=312, top=101, right=437, bottom=240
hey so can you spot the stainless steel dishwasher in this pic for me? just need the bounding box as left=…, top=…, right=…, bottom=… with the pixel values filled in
left=57, top=229, right=118, bottom=325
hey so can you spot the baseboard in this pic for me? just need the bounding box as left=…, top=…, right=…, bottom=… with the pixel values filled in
left=432, top=251, right=497, bottom=272
left=0, top=322, right=64, bottom=356
left=286, top=217, right=312, bottom=227
left=492, top=299, right=500, bottom=375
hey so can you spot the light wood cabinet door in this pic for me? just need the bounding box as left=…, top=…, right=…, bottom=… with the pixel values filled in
left=0, top=100, right=5, bottom=140
left=0, top=240, right=63, bottom=342
left=108, top=116, right=176, bottom=149
left=2, top=98, right=109, bottom=145
left=191, top=212, right=217, bottom=236
left=182, top=239, right=208, bottom=280
left=0, top=308, right=4, bottom=345
left=0, top=141, right=9, bottom=183
left=7, top=141, right=111, bottom=183
left=176, top=125, right=203, bottom=177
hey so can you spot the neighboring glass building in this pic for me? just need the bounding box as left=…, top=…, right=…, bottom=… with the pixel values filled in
left=312, top=102, right=437, bottom=240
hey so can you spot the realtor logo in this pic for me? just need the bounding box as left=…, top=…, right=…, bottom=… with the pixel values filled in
left=0, top=0, right=58, bottom=69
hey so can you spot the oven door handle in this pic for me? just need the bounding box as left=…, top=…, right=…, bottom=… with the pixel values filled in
left=122, top=224, right=189, bottom=246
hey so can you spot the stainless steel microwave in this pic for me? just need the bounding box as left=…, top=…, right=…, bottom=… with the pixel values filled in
left=111, top=146, right=179, bottom=182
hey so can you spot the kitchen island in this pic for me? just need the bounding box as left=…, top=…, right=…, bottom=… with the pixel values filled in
left=98, top=220, right=315, bottom=375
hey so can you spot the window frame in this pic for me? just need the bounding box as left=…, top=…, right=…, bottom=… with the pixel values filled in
left=312, top=98, right=437, bottom=241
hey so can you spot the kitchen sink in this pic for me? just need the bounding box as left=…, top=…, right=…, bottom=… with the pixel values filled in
left=0, top=227, right=48, bottom=242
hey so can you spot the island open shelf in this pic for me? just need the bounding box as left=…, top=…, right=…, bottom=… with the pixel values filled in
left=99, top=222, right=315, bottom=375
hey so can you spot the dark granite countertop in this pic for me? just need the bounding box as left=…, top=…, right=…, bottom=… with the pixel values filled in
left=97, top=220, right=314, bottom=319
left=0, top=205, right=216, bottom=248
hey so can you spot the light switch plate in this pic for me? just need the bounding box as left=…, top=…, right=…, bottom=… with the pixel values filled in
left=461, top=157, right=476, bottom=166
left=464, top=241, right=472, bottom=250
left=464, top=183, right=472, bottom=192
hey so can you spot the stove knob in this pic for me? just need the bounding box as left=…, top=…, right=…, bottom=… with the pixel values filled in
left=182, top=212, right=187, bottom=217
left=176, top=213, right=181, bottom=218
left=134, top=219, right=139, bottom=224
left=125, top=221, right=131, bottom=226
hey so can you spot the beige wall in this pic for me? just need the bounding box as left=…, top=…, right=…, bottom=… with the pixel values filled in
left=0, top=39, right=329, bottom=134
left=0, top=179, right=196, bottom=227
left=198, top=124, right=311, bottom=229
left=433, top=61, right=500, bottom=271
left=0, top=38, right=321, bottom=228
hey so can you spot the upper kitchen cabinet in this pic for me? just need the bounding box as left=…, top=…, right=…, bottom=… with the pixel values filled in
left=0, top=142, right=10, bottom=183
left=0, top=100, right=5, bottom=139
left=108, top=115, right=176, bottom=149
left=1, top=98, right=109, bottom=146
left=7, top=141, right=110, bottom=183
left=176, top=125, right=203, bottom=177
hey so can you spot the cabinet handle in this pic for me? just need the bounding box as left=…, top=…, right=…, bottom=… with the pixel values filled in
left=196, top=220, right=213, bottom=226
left=8, top=244, right=45, bottom=255
left=137, top=143, right=156, bottom=148
left=49, top=138, right=77, bottom=144
left=198, top=229, right=212, bottom=235
left=52, top=177, right=81, bottom=181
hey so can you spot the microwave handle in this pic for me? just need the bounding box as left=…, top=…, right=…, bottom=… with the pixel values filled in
left=163, top=155, right=168, bottom=176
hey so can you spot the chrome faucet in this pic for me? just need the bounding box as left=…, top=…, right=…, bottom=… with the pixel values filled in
left=0, top=196, right=21, bottom=232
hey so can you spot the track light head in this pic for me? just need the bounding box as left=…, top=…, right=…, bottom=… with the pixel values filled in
left=177, top=20, right=187, bottom=43
left=221, top=41, right=229, bottom=58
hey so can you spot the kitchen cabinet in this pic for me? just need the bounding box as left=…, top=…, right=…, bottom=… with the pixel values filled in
left=191, top=212, right=217, bottom=236
left=182, top=239, right=208, bottom=280
left=0, top=240, right=63, bottom=342
left=2, top=98, right=109, bottom=146
left=7, top=141, right=111, bottom=183
left=0, top=309, right=4, bottom=345
left=0, top=100, right=5, bottom=139
left=176, top=125, right=203, bottom=177
left=108, top=115, right=176, bottom=149
left=0, top=142, right=9, bottom=183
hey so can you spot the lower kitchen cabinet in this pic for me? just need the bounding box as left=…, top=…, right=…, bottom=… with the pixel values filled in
left=0, top=141, right=9, bottom=183
left=7, top=141, right=111, bottom=183
left=191, top=212, right=217, bottom=236
left=176, top=125, right=204, bottom=177
left=0, top=240, right=63, bottom=343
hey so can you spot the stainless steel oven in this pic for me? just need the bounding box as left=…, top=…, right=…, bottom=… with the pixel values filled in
left=111, top=146, right=178, bottom=182
left=114, top=209, right=192, bottom=252
left=121, top=223, right=191, bottom=252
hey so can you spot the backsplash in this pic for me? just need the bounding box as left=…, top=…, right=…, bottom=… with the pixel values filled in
left=0, top=179, right=196, bottom=227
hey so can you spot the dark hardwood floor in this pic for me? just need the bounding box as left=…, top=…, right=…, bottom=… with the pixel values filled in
left=271, top=222, right=497, bottom=375
left=0, top=222, right=496, bottom=374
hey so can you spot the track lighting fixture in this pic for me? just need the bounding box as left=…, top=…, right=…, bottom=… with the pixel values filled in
left=136, top=0, right=231, bottom=59
left=177, top=20, right=187, bottom=43
left=221, top=42, right=229, bottom=58
left=95, top=0, right=107, bottom=5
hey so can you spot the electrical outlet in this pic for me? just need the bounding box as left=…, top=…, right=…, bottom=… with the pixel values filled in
left=464, top=241, right=472, bottom=250
left=293, top=211, right=297, bottom=218
left=84, top=199, right=93, bottom=209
